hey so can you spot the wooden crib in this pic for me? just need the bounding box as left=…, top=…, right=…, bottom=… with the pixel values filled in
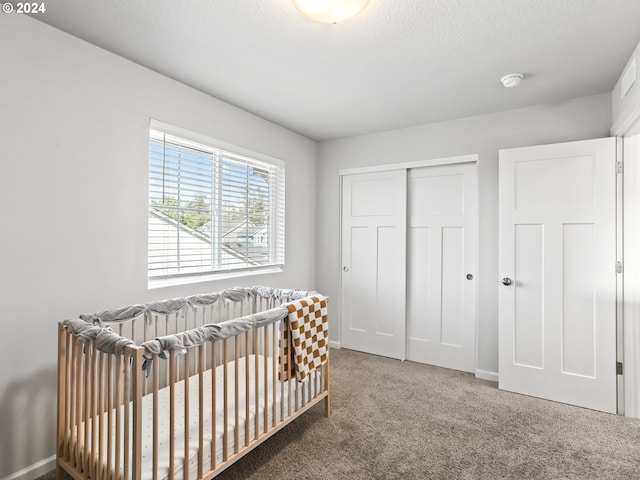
left=56, top=287, right=330, bottom=480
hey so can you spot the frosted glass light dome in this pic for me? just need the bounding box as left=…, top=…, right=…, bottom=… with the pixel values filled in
left=292, top=0, right=370, bottom=23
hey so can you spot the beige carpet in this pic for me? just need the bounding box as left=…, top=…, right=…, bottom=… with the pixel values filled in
left=43, top=348, right=640, bottom=479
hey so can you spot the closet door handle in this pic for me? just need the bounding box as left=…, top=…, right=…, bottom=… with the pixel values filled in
left=502, top=277, right=512, bottom=286
left=343, top=266, right=350, bottom=272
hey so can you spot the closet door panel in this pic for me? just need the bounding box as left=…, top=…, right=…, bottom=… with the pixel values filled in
left=341, top=170, right=407, bottom=360
left=406, top=164, right=477, bottom=373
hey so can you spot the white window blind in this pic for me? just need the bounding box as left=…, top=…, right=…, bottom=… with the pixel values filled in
left=148, top=129, right=285, bottom=280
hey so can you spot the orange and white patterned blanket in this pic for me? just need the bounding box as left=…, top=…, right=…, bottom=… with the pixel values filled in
left=280, top=295, right=329, bottom=382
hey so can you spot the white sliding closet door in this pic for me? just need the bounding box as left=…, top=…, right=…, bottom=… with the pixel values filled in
left=341, top=170, right=407, bottom=360
left=406, top=164, right=478, bottom=372
left=498, top=138, right=617, bottom=413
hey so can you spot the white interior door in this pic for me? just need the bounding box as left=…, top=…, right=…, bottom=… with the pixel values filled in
left=498, top=137, right=617, bottom=413
left=341, top=170, right=407, bottom=360
left=406, top=163, right=478, bottom=372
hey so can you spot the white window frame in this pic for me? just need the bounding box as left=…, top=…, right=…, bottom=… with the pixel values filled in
left=148, top=120, right=285, bottom=288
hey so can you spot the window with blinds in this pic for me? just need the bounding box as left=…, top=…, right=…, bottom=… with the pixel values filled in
left=148, top=129, right=285, bottom=281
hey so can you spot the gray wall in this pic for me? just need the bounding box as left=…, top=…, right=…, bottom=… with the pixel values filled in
left=316, top=94, right=612, bottom=378
left=0, top=14, right=317, bottom=477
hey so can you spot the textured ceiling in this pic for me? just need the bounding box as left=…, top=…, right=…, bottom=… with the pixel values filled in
left=31, top=0, right=640, bottom=141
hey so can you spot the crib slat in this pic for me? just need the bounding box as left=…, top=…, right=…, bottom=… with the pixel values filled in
left=123, top=352, right=131, bottom=480
left=272, top=322, right=276, bottom=428
left=198, top=345, right=205, bottom=480
left=63, top=331, right=72, bottom=464
left=263, top=326, right=268, bottom=434
left=56, top=324, right=67, bottom=474
left=211, top=340, right=217, bottom=471
left=70, top=337, right=76, bottom=469
left=106, top=354, right=113, bottom=479
left=234, top=335, right=239, bottom=454
left=74, top=340, right=84, bottom=468
left=325, top=354, right=331, bottom=417
left=83, top=344, right=91, bottom=473
left=184, top=348, right=190, bottom=480
left=132, top=348, right=143, bottom=480
left=288, top=331, right=293, bottom=417
left=169, top=349, right=176, bottom=480
left=73, top=338, right=82, bottom=471
left=302, top=369, right=307, bottom=407
left=90, top=344, right=98, bottom=477
left=143, top=315, right=149, bottom=397
left=253, top=327, right=258, bottom=441
left=97, top=351, right=105, bottom=480
left=115, top=354, right=123, bottom=480
left=223, top=338, right=229, bottom=462
left=152, top=353, right=159, bottom=480
left=245, top=331, right=250, bottom=447
left=295, top=342, right=300, bottom=413
left=279, top=319, right=284, bottom=424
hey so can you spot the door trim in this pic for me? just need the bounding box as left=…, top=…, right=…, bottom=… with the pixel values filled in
left=616, top=137, right=624, bottom=415
left=622, top=133, right=640, bottom=417
left=613, top=110, right=640, bottom=418
left=339, top=154, right=478, bottom=176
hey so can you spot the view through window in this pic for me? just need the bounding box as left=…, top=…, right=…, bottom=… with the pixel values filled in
left=148, top=129, right=285, bottom=281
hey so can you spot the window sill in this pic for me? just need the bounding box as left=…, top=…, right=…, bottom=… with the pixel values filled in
left=148, top=266, right=283, bottom=290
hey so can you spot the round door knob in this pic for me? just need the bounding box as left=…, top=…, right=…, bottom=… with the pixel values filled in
left=466, top=274, right=473, bottom=280
left=502, top=277, right=512, bottom=286
left=343, top=266, right=349, bottom=272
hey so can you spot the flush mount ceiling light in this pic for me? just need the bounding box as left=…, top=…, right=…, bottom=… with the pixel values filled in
left=500, top=73, right=524, bottom=88
left=292, top=0, right=370, bottom=23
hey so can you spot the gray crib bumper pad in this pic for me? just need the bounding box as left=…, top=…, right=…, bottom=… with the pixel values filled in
left=61, top=286, right=318, bottom=370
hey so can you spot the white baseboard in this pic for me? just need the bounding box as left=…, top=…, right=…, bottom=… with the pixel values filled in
left=475, top=369, right=498, bottom=383
left=2, top=455, right=55, bottom=480
left=329, top=341, right=341, bottom=349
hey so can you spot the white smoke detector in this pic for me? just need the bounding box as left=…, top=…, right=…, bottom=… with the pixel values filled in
left=500, top=73, right=524, bottom=88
